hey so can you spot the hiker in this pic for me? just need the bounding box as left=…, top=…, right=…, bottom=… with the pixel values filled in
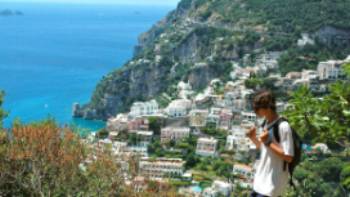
left=246, top=90, right=297, bottom=197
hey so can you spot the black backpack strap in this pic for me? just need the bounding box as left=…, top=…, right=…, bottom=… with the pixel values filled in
left=290, top=174, right=296, bottom=189
left=272, top=122, right=280, bottom=143
left=272, top=117, right=287, bottom=143
left=261, top=119, right=267, bottom=128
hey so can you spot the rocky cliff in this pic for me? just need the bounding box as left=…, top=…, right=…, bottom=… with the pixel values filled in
left=73, top=0, right=350, bottom=120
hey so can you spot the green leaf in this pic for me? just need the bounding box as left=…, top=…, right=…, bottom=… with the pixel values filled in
left=343, top=110, right=350, bottom=117
left=322, top=116, right=330, bottom=121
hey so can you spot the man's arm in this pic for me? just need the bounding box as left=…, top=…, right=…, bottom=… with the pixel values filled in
left=268, top=142, right=293, bottom=163
left=260, top=131, right=293, bottom=162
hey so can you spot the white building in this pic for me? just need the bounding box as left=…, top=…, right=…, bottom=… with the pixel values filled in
left=301, top=69, right=318, bottom=80
left=108, top=131, right=119, bottom=141
left=165, top=99, right=192, bottom=117
left=276, top=102, right=288, bottom=113
left=138, top=157, right=185, bottom=179
left=196, top=137, right=218, bottom=157
left=155, top=55, right=162, bottom=64
left=126, top=146, right=148, bottom=156
left=290, top=69, right=319, bottom=89
left=232, top=99, right=247, bottom=112
left=317, top=60, right=344, bottom=80
left=226, top=125, right=247, bottom=151
left=203, top=180, right=232, bottom=197
left=97, top=138, right=113, bottom=149
left=223, top=91, right=239, bottom=108
left=112, top=141, right=128, bottom=155
left=232, top=163, right=253, bottom=181
left=160, top=127, right=190, bottom=143
left=225, top=135, right=236, bottom=151
left=128, top=130, right=154, bottom=147
left=285, top=71, right=302, bottom=80
left=128, top=117, right=150, bottom=131
left=106, top=113, right=129, bottom=132
left=219, top=109, right=233, bottom=130
left=226, top=124, right=257, bottom=161
left=236, top=140, right=257, bottom=161
left=207, top=107, right=222, bottom=127
left=231, top=66, right=256, bottom=80
left=213, top=95, right=226, bottom=108
left=255, top=52, right=281, bottom=70
left=129, top=99, right=159, bottom=118
left=241, top=111, right=257, bottom=122
left=297, top=33, right=315, bottom=47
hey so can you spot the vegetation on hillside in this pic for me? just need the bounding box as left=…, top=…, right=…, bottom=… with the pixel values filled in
left=0, top=94, right=180, bottom=196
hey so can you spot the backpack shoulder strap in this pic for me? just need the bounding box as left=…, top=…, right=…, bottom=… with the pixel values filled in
left=272, top=117, right=287, bottom=143
left=260, top=119, right=267, bottom=128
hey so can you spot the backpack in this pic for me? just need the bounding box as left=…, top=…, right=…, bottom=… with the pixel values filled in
left=261, top=117, right=302, bottom=188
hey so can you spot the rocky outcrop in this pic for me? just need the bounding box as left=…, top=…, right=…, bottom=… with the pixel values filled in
left=75, top=60, right=172, bottom=120
left=313, top=26, right=350, bottom=48
left=188, top=63, right=219, bottom=90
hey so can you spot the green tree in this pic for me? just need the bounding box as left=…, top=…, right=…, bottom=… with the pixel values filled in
left=128, top=133, right=138, bottom=146
left=341, top=164, right=350, bottom=191
left=283, top=63, right=350, bottom=149
left=185, top=152, right=199, bottom=169
left=148, top=116, right=162, bottom=135
left=96, top=128, right=109, bottom=139
left=286, top=158, right=348, bottom=197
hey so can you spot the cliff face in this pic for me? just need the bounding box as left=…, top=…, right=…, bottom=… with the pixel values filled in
left=74, top=0, right=350, bottom=121
left=74, top=60, right=172, bottom=120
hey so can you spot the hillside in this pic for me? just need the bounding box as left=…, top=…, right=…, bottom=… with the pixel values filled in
left=73, top=0, right=350, bottom=120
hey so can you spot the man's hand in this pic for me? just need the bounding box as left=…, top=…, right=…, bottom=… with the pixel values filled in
left=246, top=126, right=257, bottom=140
left=246, top=126, right=261, bottom=149
left=259, top=129, right=269, bottom=144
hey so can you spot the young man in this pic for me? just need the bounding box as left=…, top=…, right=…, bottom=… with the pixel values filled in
left=247, top=90, right=294, bottom=197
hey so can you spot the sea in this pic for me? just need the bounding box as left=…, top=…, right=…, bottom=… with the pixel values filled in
left=0, top=2, right=174, bottom=131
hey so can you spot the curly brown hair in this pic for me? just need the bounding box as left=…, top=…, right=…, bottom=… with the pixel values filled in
left=252, top=90, right=276, bottom=112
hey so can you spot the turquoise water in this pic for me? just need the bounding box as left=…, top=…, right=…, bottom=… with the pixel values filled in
left=0, top=2, right=174, bottom=130
left=191, top=185, right=202, bottom=193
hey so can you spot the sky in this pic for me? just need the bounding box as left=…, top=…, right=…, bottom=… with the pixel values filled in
left=0, top=0, right=182, bottom=6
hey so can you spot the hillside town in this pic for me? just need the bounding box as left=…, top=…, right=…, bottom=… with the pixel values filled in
left=81, top=55, right=349, bottom=197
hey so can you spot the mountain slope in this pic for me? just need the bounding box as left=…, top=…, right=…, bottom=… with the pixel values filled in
left=73, top=0, right=350, bottom=120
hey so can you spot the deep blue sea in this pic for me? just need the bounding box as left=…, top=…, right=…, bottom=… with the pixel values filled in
left=0, top=2, right=173, bottom=130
